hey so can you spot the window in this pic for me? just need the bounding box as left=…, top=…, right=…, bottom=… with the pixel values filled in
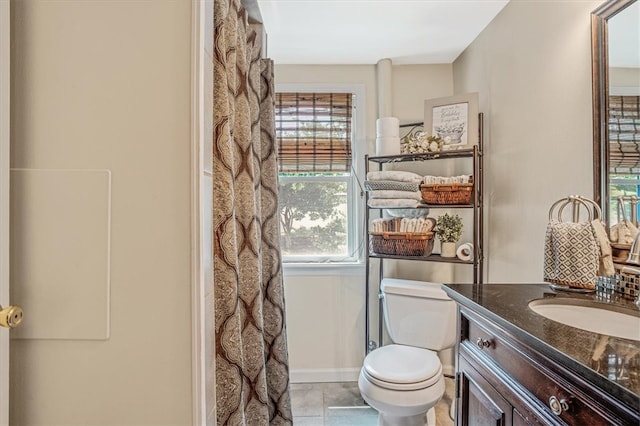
left=608, top=95, right=640, bottom=222
left=275, top=90, right=362, bottom=263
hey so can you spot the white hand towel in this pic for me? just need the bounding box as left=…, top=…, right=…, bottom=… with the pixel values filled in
left=368, top=198, right=423, bottom=209
left=368, top=190, right=423, bottom=200
left=367, top=170, right=423, bottom=183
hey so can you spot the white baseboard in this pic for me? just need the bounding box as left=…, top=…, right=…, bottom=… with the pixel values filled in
left=290, top=368, right=361, bottom=383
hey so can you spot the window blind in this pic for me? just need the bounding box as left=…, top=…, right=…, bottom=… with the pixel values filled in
left=275, top=92, right=353, bottom=173
left=609, top=95, right=640, bottom=174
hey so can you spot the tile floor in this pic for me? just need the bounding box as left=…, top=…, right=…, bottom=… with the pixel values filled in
left=290, top=377, right=455, bottom=425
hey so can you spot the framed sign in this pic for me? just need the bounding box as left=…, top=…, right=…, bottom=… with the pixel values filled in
left=424, top=93, right=479, bottom=149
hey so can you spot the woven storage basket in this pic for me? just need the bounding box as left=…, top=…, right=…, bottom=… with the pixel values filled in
left=420, top=182, right=473, bottom=205
left=611, top=243, right=632, bottom=263
left=369, top=231, right=435, bottom=256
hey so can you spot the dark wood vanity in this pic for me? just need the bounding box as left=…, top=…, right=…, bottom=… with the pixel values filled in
left=443, top=284, right=640, bottom=425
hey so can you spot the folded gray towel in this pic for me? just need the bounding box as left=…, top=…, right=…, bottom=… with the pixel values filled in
left=365, top=180, right=420, bottom=192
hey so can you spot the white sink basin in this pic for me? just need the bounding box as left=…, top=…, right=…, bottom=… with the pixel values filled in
left=528, top=299, right=640, bottom=342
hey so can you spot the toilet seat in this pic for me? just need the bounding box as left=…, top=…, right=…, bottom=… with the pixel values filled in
left=362, top=344, right=442, bottom=391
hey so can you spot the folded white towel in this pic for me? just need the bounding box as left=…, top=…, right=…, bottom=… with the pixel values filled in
left=370, top=218, right=385, bottom=233
left=385, top=208, right=430, bottom=218
left=366, top=170, right=423, bottom=183
left=368, top=198, right=423, bottom=209
left=370, top=217, right=435, bottom=233
left=369, top=190, right=423, bottom=200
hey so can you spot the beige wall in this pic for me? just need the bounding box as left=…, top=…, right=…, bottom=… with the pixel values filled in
left=10, top=1, right=194, bottom=424
left=278, top=0, right=607, bottom=378
left=453, top=0, right=601, bottom=283
left=275, top=64, right=454, bottom=379
left=610, top=67, right=640, bottom=89
left=392, top=65, right=453, bottom=123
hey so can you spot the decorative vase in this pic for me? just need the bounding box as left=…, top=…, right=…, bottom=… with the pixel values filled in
left=441, top=241, right=457, bottom=258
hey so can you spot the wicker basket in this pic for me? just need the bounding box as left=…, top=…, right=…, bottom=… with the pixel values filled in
left=420, top=182, right=473, bottom=205
left=369, top=231, right=435, bottom=256
left=611, top=243, right=632, bottom=263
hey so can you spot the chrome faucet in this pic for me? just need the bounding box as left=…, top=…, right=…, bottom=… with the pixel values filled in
left=627, top=232, right=640, bottom=265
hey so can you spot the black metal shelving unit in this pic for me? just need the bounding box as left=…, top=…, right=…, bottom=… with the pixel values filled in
left=364, top=113, right=484, bottom=356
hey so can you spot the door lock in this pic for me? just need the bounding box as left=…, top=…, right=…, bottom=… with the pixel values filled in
left=0, top=304, right=23, bottom=329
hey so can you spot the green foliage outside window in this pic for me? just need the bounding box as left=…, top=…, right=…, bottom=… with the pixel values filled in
left=609, top=174, right=640, bottom=224
left=279, top=179, right=348, bottom=256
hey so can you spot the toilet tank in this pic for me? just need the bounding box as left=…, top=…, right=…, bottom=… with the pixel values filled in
left=381, top=278, right=457, bottom=351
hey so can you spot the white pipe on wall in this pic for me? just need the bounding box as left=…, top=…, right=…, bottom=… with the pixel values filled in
left=376, top=58, right=393, bottom=118
left=375, top=58, right=400, bottom=277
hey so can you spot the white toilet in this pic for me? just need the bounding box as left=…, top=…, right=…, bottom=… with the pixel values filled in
left=358, top=278, right=457, bottom=426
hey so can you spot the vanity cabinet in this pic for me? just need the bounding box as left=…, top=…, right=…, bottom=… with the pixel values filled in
left=455, top=304, right=638, bottom=425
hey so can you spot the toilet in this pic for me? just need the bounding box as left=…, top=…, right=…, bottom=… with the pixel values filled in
left=358, top=278, right=457, bottom=426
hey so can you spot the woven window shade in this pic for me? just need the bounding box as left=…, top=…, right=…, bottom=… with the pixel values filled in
left=276, top=92, right=353, bottom=173
left=609, top=95, right=640, bottom=174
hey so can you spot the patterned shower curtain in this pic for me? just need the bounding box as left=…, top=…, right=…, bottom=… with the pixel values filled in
left=213, top=0, right=292, bottom=424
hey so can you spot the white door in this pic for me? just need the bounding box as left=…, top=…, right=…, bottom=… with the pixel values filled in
left=3, top=1, right=198, bottom=424
left=1, top=1, right=12, bottom=424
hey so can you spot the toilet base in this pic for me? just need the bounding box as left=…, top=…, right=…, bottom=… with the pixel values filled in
left=359, top=369, right=444, bottom=426
left=376, top=407, right=435, bottom=426
left=450, top=397, right=456, bottom=420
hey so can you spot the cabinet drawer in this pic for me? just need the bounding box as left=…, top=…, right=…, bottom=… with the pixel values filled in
left=459, top=307, right=618, bottom=425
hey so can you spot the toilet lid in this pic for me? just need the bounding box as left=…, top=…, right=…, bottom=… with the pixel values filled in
left=363, top=345, right=442, bottom=390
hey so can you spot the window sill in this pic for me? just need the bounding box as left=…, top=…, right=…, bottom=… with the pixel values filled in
left=282, top=262, right=365, bottom=276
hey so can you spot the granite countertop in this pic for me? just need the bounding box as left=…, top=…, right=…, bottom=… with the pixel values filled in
left=442, top=283, right=640, bottom=412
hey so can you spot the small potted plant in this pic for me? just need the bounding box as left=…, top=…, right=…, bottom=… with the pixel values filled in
left=436, top=213, right=463, bottom=257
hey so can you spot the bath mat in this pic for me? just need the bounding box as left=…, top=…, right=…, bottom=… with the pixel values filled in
left=326, top=406, right=378, bottom=426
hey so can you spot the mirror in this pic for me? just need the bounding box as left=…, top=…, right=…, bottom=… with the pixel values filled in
left=592, top=0, right=640, bottom=227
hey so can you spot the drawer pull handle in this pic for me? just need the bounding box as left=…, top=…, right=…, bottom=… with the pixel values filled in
left=549, top=396, right=570, bottom=415
left=476, top=337, right=491, bottom=349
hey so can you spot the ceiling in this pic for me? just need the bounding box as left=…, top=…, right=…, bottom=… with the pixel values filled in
left=608, top=1, right=640, bottom=68
left=255, top=0, right=510, bottom=65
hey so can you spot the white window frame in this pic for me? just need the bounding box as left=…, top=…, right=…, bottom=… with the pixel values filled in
left=276, top=83, right=366, bottom=274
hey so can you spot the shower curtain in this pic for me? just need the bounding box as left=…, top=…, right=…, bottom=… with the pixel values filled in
left=213, top=0, right=292, bottom=424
